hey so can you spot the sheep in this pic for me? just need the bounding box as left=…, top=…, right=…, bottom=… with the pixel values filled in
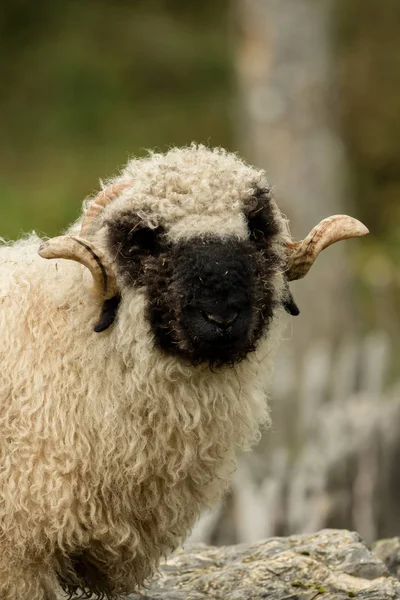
left=0, top=145, right=368, bottom=600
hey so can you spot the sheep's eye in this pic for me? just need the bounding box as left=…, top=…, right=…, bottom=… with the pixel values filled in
left=107, top=214, right=165, bottom=261
left=246, top=189, right=280, bottom=250
left=247, top=208, right=272, bottom=246
left=127, top=225, right=163, bottom=254
left=107, top=216, right=166, bottom=285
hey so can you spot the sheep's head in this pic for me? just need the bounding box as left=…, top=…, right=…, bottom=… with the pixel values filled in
left=39, top=146, right=368, bottom=366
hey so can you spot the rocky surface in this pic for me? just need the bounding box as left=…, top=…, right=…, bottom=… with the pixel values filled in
left=126, top=530, right=400, bottom=600
left=372, top=537, right=400, bottom=584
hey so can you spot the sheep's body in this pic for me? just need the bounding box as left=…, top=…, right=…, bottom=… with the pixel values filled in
left=0, top=146, right=366, bottom=599
left=0, top=147, right=290, bottom=599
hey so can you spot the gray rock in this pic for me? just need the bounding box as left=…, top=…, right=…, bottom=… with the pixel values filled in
left=126, top=530, right=400, bottom=600
left=372, top=538, right=400, bottom=582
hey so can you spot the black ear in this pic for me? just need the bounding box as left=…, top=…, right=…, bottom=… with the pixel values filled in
left=282, top=282, right=300, bottom=316
left=94, top=295, right=121, bottom=332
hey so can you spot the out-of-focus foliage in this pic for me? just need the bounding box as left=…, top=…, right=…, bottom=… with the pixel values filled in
left=334, top=0, right=400, bottom=337
left=336, top=0, right=400, bottom=255
left=0, top=0, right=233, bottom=238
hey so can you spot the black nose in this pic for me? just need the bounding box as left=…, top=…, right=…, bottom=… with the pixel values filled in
left=203, top=310, right=239, bottom=329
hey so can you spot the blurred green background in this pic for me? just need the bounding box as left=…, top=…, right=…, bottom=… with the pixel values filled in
left=1, top=0, right=399, bottom=248
left=0, top=0, right=233, bottom=237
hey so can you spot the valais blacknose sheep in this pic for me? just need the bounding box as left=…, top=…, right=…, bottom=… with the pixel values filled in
left=0, top=146, right=368, bottom=599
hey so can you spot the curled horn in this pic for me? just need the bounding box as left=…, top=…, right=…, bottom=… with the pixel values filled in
left=38, top=236, right=118, bottom=299
left=38, top=236, right=121, bottom=333
left=285, top=215, right=369, bottom=281
left=38, top=181, right=131, bottom=332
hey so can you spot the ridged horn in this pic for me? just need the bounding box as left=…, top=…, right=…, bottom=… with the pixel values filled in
left=286, top=215, right=369, bottom=281
left=38, top=236, right=119, bottom=299
left=80, top=181, right=130, bottom=238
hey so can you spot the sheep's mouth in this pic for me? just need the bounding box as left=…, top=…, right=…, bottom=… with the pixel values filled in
left=180, top=337, right=257, bottom=368
left=177, top=302, right=254, bottom=366
left=149, top=302, right=259, bottom=367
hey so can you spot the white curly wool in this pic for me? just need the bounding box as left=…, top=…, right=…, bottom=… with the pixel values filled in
left=0, top=145, right=288, bottom=599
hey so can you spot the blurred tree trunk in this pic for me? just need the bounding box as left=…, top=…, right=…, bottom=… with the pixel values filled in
left=234, top=3, right=363, bottom=497
left=234, top=0, right=359, bottom=537
left=192, top=0, right=399, bottom=547
left=236, top=0, right=354, bottom=347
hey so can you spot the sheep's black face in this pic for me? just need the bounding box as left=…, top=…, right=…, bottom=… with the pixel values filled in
left=178, top=241, right=253, bottom=361
left=157, top=239, right=263, bottom=366
left=106, top=188, right=295, bottom=366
